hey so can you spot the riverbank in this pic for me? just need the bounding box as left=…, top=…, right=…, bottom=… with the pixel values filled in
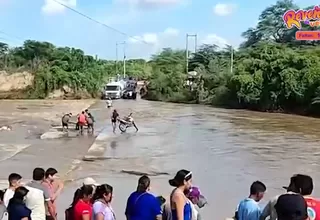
left=141, top=96, right=320, bottom=119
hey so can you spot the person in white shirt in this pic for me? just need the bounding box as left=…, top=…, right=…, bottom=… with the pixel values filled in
left=3, top=173, right=23, bottom=208
left=26, top=168, right=56, bottom=220
left=106, top=98, right=112, bottom=108
left=0, top=189, right=8, bottom=220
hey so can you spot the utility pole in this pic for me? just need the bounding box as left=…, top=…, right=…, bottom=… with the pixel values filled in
left=123, top=41, right=126, bottom=79
left=185, top=34, right=197, bottom=74
left=115, top=42, right=118, bottom=74
left=230, top=45, right=233, bottom=73
left=115, top=41, right=126, bottom=78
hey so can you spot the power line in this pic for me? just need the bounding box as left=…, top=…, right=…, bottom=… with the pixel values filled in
left=0, top=30, right=24, bottom=43
left=51, top=0, right=150, bottom=45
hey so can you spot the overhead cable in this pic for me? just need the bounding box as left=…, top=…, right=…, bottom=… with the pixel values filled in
left=51, top=0, right=150, bottom=45
left=0, top=30, right=24, bottom=43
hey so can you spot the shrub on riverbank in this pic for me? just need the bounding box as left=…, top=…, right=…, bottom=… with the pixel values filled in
left=144, top=0, right=320, bottom=115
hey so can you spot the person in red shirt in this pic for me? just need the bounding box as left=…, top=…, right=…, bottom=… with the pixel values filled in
left=77, top=111, right=87, bottom=134
left=283, top=174, right=320, bottom=220
left=68, top=185, right=93, bottom=220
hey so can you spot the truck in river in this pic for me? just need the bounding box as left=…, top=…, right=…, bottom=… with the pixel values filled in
left=103, top=81, right=125, bottom=99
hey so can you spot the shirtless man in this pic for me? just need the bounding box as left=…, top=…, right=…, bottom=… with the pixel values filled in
left=61, top=113, right=72, bottom=132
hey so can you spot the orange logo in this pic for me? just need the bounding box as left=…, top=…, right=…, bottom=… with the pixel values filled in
left=283, top=6, right=320, bottom=29
left=283, top=6, right=320, bottom=40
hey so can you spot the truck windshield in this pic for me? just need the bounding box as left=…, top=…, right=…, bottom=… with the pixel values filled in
left=105, top=86, right=119, bottom=91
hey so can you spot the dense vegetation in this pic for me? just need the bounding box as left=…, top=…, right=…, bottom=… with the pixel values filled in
left=0, top=41, right=152, bottom=98
left=146, top=0, right=320, bottom=115
left=1, top=0, right=320, bottom=115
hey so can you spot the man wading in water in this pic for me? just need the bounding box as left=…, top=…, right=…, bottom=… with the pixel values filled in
left=77, top=111, right=86, bottom=134
left=86, top=113, right=95, bottom=134
left=61, top=113, right=72, bottom=132
left=111, top=109, right=119, bottom=133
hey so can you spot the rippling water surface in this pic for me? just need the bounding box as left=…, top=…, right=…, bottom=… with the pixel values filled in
left=2, top=99, right=320, bottom=219
left=73, top=99, right=320, bottom=219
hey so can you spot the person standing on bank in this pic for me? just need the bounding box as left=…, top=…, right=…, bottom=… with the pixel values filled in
left=169, top=170, right=193, bottom=220
left=68, top=185, right=94, bottom=220
left=92, top=184, right=115, bottom=220
left=26, top=168, right=56, bottom=220
left=7, top=186, right=32, bottom=220
left=125, top=175, right=162, bottom=220
left=235, top=181, right=266, bottom=220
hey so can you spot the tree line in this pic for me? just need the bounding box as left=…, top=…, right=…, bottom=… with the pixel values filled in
left=0, top=40, right=152, bottom=98
left=1, top=0, right=320, bottom=115
left=145, top=0, right=320, bottom=115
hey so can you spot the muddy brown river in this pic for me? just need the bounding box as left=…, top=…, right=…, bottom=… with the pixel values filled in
left=1, top=98, right=320, bottom=219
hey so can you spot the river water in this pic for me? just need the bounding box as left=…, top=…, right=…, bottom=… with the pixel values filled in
left=1, top=98, right=320, bottom=219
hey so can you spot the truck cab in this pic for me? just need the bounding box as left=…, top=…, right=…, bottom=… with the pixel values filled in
left=122, top=79, right=137, bottom=99
left=103, top=82, right=124, bottom=99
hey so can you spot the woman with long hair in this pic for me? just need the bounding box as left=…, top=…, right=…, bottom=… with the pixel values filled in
left=92, top=184, right=115, bottom=220
left=66, top=185, right=93, bottom=220
left=7, top=186, right=31, bottom=220
left=125, top=175, right=162, bottom=220
left=169, top=169, right=193, bottom=220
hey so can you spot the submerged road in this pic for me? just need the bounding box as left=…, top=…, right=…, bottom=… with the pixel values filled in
left=1, top=98, right=320, bottom=219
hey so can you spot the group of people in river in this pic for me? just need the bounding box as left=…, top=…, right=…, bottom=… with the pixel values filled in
left=61, top=109, right=95, bottom=134
left=61, top=103, right=138, bottom=134
left=0, top=168, right=207, bottom=220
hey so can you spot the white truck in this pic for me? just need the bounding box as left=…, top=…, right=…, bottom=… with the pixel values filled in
left=103, top=81, right=125, bottom=99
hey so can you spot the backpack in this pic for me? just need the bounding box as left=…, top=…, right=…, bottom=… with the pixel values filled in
left=65, top=206, right=73, bottom=220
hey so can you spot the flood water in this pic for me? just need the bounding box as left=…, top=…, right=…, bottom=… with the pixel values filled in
left=1, top=98, right=320, bottom=219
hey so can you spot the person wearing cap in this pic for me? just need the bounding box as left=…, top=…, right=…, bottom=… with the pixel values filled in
left=185, top=186, right=207, bottom=220
left=235, top=181, right=266, bottom=220
left=83, top=177, right=99, bottom=189
left=260, top=174, right=320, bottom=220
left=169, top=169, right=193, bottom=220
left=275, top=193, right=308, bottom=220
left=125, top=175, right=162, bottom=220
left=280, top=174, right=320, bottom=220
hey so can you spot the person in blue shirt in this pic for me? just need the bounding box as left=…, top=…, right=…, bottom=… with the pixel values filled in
left=235, top=181, right=266, bottom=220
left=125, top=175, right=162, bottom=220
left=7, top=186, right=31, bottom=220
